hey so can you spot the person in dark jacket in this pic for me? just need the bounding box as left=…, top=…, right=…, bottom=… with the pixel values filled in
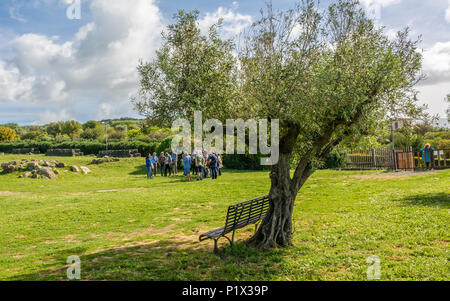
left=158, top=152, right=165, bottom=176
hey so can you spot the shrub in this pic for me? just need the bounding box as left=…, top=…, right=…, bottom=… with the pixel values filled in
left=0, top=126, right=20, bottom=142
left=322, top=148, right=347, bottom=169
left=0, top=140, right=158, bottom=156
left=222, top=153, right=270, bottom=170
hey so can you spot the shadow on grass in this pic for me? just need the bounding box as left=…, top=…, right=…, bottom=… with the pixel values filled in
left=396, top=193, right=449, bottom=208
left=6, top=240, right=280, bottom=281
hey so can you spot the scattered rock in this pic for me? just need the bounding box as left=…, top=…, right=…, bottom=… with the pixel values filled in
left=80, top=166, right=91, bottom=174
left=54, top=169, right=60, bottom=175
left=27, top=162, right=41, bottom=171
left=91, top=156, right=120, bottom=164
left=71, top=166, right=80, bottom=173
left=56, top=162, right=66, bottom=168
left=38, top=167, right=57, bottom=179
left=20, top=172, right=32, bottom=178
left=43, top=161, right=56, bottom=167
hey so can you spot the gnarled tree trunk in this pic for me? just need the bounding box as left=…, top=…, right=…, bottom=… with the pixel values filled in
left=247, top=126, right=314, bottom=249
left=247, top=153, right=296, bottom=248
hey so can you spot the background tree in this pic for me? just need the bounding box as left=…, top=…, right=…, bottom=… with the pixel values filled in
left=133, top=0, right=424, bottom=249
left=81, top=121, right=104, bottom=140
left=132, top=10, right=237, bottom=125
left=62, top=120, right=83, bottom=140
left=46, top=122, right=65, bottom=137
left=0, top=126, right=20, bottom=142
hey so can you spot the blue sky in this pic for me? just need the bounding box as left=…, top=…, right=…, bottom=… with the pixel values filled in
left=0, top=0, right=449, bottom=125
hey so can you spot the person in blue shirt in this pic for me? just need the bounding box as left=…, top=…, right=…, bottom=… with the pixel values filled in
left=151, top=152, right=158, bottom=177
left=171, top=150, right=178, bottom=176
left=207, top=153, right=218, bottom=180
left=182, top=153, right=192, bottom=181
left=419, top=143, right=435, bottom=170
left=145, top=154, right=152, bottom=179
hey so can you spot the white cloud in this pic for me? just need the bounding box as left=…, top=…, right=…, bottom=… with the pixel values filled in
left=422, top=41, right=450, bottom=84
left=0, top=0, right=164, bottom=123
left=34, top=109, right=72, bottom=125
left=199, top=2, right=252, bottom=39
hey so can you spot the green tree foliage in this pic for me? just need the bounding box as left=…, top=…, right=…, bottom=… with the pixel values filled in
left=62, top=120, right=83, bottom=140
left=134, top=0, right=425, bottom=249
left=81, top=121, right=104, bottom=140
left=83, top=120, right=102, bottom=130
left=0, top=126, right=20, bottom=142
left=132, top=10, right=237, bottom=125
left=127, top=129, right=145, bottom=139
left=46, top=122, right=65, bottom=137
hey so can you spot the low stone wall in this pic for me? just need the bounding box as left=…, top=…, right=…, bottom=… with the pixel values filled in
left=12, top=148, right=40, bottom=155
left=46, top=149, right=84, bottom=156
left=98, top=149, right=141, bottom=158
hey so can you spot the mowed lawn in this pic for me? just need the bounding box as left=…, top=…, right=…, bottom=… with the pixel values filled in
left=0, top=154, right=448, bottom=281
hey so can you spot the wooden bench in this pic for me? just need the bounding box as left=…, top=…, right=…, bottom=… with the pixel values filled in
left=199, top=195, right=270, bottom=253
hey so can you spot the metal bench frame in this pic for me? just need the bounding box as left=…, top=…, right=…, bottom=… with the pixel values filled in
left=199, top=195, right=270, bottom=253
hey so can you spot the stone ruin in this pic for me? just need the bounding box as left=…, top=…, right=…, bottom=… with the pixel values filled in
left=46, top=149, right=84, bottom=157
left=98, top=149, right=141, bottom=158
left=12, top=148, right=41, bottom=155
left=91, top=156, right=120, bottom=165
left=1, top=159, right=90, bottom=179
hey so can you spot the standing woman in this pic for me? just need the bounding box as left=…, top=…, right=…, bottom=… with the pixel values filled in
left=145, top=154, right=152, bottom=179
left=419, top=143, right=435, bottom=170
left=151, top=152, right=158, bottom=177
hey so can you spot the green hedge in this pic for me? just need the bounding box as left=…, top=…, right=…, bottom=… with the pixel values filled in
left=0, top=140, right=159, bottom=156
left=222, top=153, right=271, bottom=170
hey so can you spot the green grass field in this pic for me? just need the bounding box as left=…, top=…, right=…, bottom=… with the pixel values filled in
left=0, top=154, right=448, bottom=281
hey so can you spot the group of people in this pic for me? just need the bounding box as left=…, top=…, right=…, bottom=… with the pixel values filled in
left=145, top=150, right=223, bottom=181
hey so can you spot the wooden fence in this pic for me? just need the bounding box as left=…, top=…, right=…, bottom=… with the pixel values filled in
left=345, top=148, right=450, bottom=171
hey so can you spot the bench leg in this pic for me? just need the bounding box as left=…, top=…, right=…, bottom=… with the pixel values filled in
left=213, top=236, right=233, bottom=254
left=213, top=238, right=219, bottom=254
left=255, top=222, right=260, bottom=233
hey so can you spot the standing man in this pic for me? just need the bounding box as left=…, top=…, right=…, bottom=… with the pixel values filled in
left=158, top=152, right=165, bottom=176
left=217, top=153, right=223, bottom=176
left=182, top=153, right=192, bottom=182
left=164, top=152, right=172, bottom=176
left=196, top=151, right=205, bottom=180
left=171, top=150, right=178, bottom=176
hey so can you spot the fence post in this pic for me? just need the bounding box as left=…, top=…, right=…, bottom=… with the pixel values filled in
left=392, top=149, right=397, bottom=171
left=371, top=147, right=376, bottom=168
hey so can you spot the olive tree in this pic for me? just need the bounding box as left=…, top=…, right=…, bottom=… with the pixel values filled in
left=134, top=0, right=424, bottom=249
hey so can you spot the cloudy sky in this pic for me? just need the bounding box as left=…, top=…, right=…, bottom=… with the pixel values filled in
left=0, top=0, right=449, bottom=125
